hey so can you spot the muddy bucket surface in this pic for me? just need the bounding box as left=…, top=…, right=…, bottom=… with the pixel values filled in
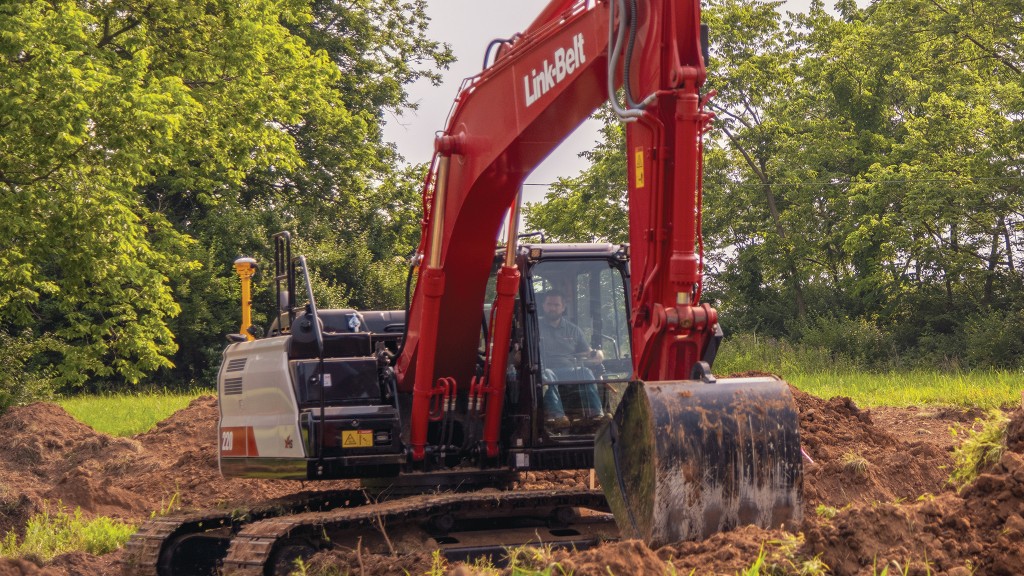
left=594, top=377, right=802, bottom=547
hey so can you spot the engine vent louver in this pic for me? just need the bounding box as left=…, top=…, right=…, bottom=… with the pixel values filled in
left=226, top=358, right=248, bottom=372
left=223, top=377, right=243, bottom=395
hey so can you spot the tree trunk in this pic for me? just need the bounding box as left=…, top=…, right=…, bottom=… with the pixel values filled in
left=1003, top=216, right=1015, bottom=273
left=983, top=217, right=1001, bottom=305
left=946, top=223, right=957, bottom=305
left=720, top=125, right=807, bottom=319
left=761, top=180, right=808, bottom=318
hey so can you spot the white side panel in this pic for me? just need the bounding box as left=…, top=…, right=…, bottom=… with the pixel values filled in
left=218, top=337, right=305, bottom=462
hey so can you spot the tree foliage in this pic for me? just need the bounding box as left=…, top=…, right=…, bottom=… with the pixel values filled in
left=525, top=0, right=1024, bottom=369
left=524, top=110, right=628, bottom=243
left=6, top=0, right=1024, bottom=401
left=0, top=0, right=449, bottom=397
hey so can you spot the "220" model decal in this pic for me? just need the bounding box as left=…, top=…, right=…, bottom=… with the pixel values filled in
left=220, top=426, right=259, bottom=457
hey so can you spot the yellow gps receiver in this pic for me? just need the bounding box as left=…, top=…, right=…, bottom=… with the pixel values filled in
left=234, top=257, right=258, bottom=341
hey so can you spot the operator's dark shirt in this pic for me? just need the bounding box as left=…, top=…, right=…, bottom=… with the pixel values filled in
left=538, top=317, right=589, bottom=370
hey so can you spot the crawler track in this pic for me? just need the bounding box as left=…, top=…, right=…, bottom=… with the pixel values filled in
left=222, top=488, right=615, bottom=576
left=123, top=489, right=615, bottom=576
left=122, top=490, right=370, bottom=576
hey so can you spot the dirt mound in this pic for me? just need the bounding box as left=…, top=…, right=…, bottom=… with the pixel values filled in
left=552, top=539, right=670, bottom=575
left=0, top=559, right=58, bottom=576
left=551, top=528, right=798, bottom=576
left=1007, top=408, right=1024, bottom=452
left=804, top=409, right=1024, bottom=575
left=47, top=551, right=121, bottom=576
left=303, top=548, right=435, bottom=576
left=792, top=388, right=952, bottom=508
left=0, top=551, right=119, bottom=576
left=0, top=403, right=146, bottom=535
left=0, top=397, right=355, bottom=539
left=0, top=390, right=1012, bottom=575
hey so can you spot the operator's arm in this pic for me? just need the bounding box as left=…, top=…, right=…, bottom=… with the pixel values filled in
left=571, top=325, right=603, bottom=364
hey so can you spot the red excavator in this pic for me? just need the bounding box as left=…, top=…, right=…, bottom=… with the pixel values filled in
left=124, top=1, right=802, bottom=574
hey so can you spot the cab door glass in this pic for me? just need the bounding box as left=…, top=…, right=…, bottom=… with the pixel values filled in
left=531, top=259, right=630, bottom=435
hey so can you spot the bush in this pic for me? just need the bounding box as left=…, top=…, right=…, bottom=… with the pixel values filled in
left=904, top=329, right=964, bottom=372
left=795, top=315, right=896, bottom=370
left=0, top=330, right=62, bottom=412
left=0, top=505, right=136, bottom=561
left=714, top=331, right=847, bottom=376
left=963, top=309, right=1024, bottom=369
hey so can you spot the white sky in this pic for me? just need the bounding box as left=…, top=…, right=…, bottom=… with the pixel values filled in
left=382, top=0, right=823, bottom=205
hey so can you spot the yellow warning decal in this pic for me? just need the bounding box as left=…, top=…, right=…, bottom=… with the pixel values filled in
left=634, top=148, right=645, bottom=189
left=341, top=430, right=374, bottom=448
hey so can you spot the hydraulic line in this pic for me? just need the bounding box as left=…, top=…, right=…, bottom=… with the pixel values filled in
left=607, top=0, right=656, bottom=121
left=623, top=0, right=644, bottom=109
left=482, top=36, right=516, bottom=69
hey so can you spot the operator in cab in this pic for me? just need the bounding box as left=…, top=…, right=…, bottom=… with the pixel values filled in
left=538, top=290, right=606, bottom=431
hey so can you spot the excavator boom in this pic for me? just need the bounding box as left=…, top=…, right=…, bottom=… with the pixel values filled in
left=397, top=0, right=803, bottom=545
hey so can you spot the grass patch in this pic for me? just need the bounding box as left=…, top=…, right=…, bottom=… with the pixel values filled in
left=502, top=543, right=569, bottom=575
left=420, top=544, right=569, bottom=576
left=815, top=504, right=838, bottom=520
left=432, top=538, right=831, bottom=576
left=716, top=332, right=1023, bottom=408
left=58, top=389, right=212, bottom=436
left=841, top=452, right=870, bottom=477
left=0, top=506, right=135, bottom=561
left=787, top=370, right=1021, bottom=409
left=949, top=409, right=1010, bottom=488
left=734, top=534, right=829, bottom=576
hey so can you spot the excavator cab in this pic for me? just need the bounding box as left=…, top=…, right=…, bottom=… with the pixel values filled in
left=520, top=244, right=632, bottom=439
left=481, top=243, right=632, bottom=470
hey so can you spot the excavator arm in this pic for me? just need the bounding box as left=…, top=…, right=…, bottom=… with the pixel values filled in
left=397, top=0, right=717, bottom=450
left=396, top=2, right=612, bottom=397
left=395, top=0, right=802, bottom=545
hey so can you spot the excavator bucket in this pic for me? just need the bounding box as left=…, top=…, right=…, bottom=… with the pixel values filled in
left=594, top=376, right=802, bottom=547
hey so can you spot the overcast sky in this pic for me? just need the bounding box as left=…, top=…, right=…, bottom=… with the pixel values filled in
left=381, top=0, right=823, bottom=205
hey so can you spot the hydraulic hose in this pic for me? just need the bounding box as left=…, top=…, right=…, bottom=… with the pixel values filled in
left=623, top=0, right=643, bottom=109
left=483, top=36, right=516, bottom=69
left=607, top=0, right=657, bottom=121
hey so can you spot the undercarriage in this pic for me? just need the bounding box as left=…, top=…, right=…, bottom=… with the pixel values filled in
left=123, top=487, right=616, bottom=576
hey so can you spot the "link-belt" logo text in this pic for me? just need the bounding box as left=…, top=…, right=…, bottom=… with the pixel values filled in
left=523, top=33, right=586, bottom=107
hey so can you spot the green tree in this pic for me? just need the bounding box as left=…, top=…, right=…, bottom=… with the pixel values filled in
left=821, top=0, right=1024, bottom=361
left=156, top=1, right=449, bottom=382
left=523, top=111, right=628, bottom=243
left=522, top=0, right=1024, bottom=368
left=0, top=0, right=449, bottom=392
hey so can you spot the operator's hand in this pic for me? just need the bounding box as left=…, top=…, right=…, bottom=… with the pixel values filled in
left=572, top=350, right=604, bottom=365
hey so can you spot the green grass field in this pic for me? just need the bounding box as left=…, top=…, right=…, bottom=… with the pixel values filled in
left=716, top=333, right=1024, bottom=409
left=788, top=370, right=1023, bottom=409
left=58, top=389, right=212, bottom=437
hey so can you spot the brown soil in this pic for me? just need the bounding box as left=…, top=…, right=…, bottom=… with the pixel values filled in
left=0, top=390, right=1020, bottom=575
